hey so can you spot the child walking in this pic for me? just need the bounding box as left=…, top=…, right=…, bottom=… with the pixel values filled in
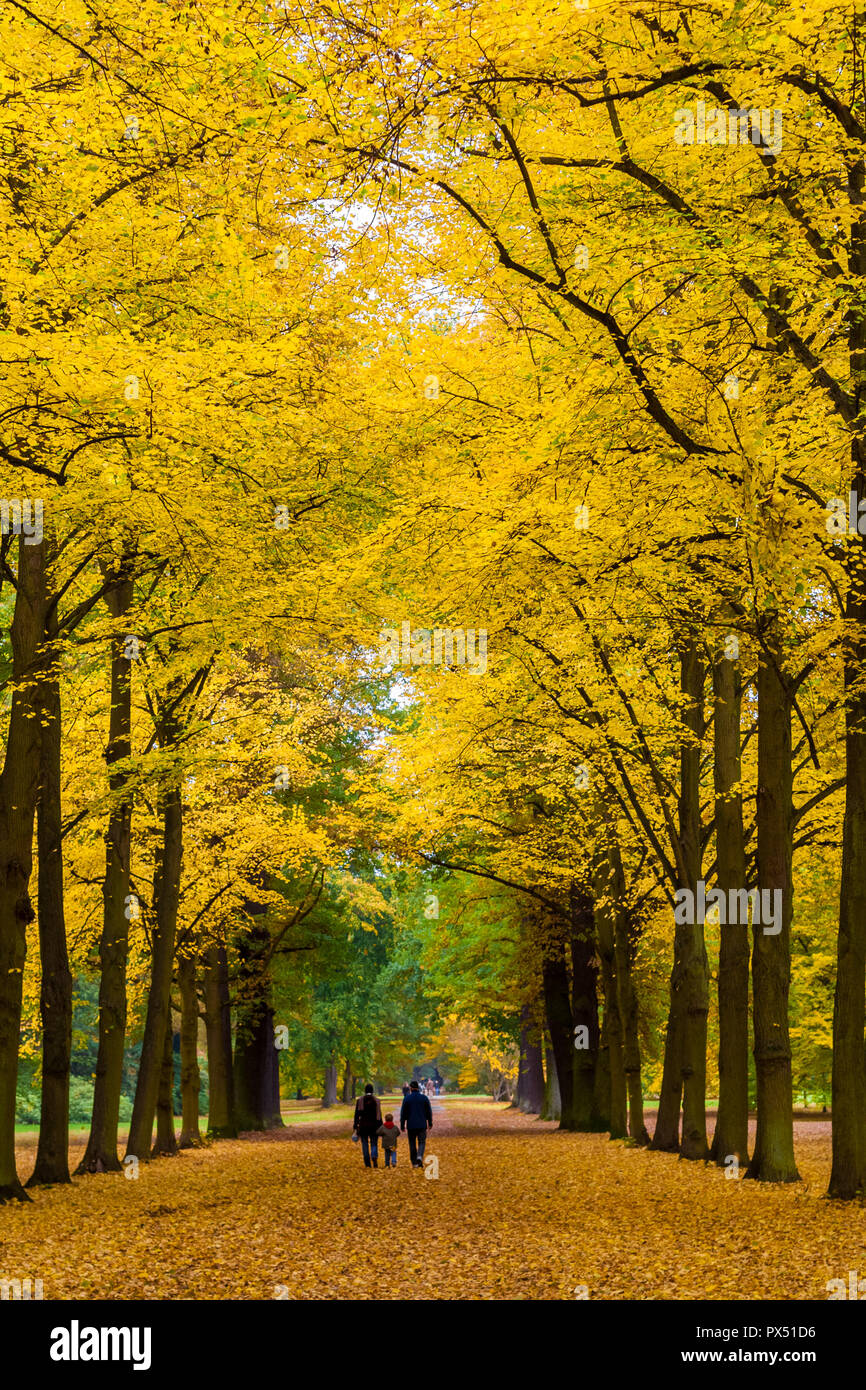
left=377, top=1112, right=400, bottom=1169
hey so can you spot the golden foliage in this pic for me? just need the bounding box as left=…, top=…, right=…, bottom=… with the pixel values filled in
left=4, top=1100, right=859, bottom=1299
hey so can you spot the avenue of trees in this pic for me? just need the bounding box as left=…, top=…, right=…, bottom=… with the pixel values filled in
left=0, top=0, right=863, bottom=1202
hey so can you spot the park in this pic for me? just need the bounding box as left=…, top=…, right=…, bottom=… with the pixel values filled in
left=6, top=1095, right=865, bottom=1301
left=1, top=0, right=866, bottom=1319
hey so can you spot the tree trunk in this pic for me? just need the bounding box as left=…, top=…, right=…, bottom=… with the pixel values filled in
left=710, top=646, right=750, bottom=1168
left=341, top=1060, right=353, bottom=1104
left=77, top=569, right=134, bottom=1175
left=678, top=637, right=709, bottom=1159
left=540, top=1043, right=560, bottom=1122
left=233, top=1008, right=267, bottom=1131
left=27, top=590, right=73, bottom=1187
left=830, top=155, right=866, bottom=1199
left=593, top=876, right=628, bottom=1140
left=126, top=785, right=183, bottom=1162
left=232, top=925, right=273, bottom=1133
left=607, top=840, right=650, bottom=1145
left=322, top=1062, right=338, bottom=1107
left=652, top=1006, right=682, bottom=1149
left=542, top=930, right=576, bottom=1130
left=262, top=1004, right=283, bottom=1128
left=512, top=1015, right=527, bottom=1109
left=178, top=949, right=202, bottom=1148
left=653, top=637, right=708, bottom=1157
left=203, top=941, right=236, bottom=1138
left=593, top=1010, right=611, bottom=1131
left=517, top=1004, right=545, bottom=1114
left=570, top=886, right=606, bottom=1130
left=0, top=537, right=46, bottom=1202
left=832, top=502, right=866, bottom=1192
left=747, top=623, right=799, bottom=1181
left=152, top=1017, right=178, bottom=1156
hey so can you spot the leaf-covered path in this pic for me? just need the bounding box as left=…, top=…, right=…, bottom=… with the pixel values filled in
left=4, top=1098, right=865, bottom=1300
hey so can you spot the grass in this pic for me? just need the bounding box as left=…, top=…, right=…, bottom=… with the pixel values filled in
left=13, top=1091, right=481, bottom=1136
left=15, top=1124, right=92, bottom=1137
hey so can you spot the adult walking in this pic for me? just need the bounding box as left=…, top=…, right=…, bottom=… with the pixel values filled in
left=400, top=1080, right=433, bottom=1168
left=353, top=1083, right=383, bottom=1168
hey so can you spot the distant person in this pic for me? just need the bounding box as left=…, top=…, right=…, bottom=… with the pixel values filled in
left=426, top=1078, right=434, bottom=1100
left=400, top=1080, right=433, bottom=1168
left=377, top=1112, right=400, bottom=1169
left=401, top=1082, right=410, bottom=1100
left=434, top=1079, right=440, bottom=1097
left=353, top=1083, right=383, bottom=1169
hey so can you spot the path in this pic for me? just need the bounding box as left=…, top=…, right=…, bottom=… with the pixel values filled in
left=3, top=1099, right=865, bottom=1299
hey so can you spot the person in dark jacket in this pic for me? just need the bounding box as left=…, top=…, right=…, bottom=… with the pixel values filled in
left=400, top=1080, right=433, bottom=1167
left=353, top=1084, right=383, bottom=1168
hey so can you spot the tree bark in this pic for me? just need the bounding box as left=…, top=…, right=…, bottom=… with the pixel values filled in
left=542, top=928, right=576, bottom=1130
left=233, top=1009, right=267, bottom=1131
left=322, top=1062, right=338, bottom=1107
left=593, top=1009, right=611, bottom=1131
left=262, top=1004, right=283, bottom=1128
left=679, top=637, right=709, bottom=1159
left=830, top=151, right=866, bottom=1199
left=653, top=637, right=708, bottom=1157
left=0, top=537, right=46, bottom=1201
left=540, top=1043, right=561, bottom=1122
left=570, top=885, right=606, bottom=1130
left=652, top=1007, right=682, bottom=1150
left=77, top=567, right=134, bottom=1175
left=178, top=949, right=202, bottom=1148
left=232, top=925, right=273, bottom=1132
left=832, top=491, right=866, bottom=1192
left=710, top=646, right=750, bottom=1168
left=341, top=1060, right=353, bottom=1104
left=126, top=785, right=183, bottom=1162
left=607, top=840, right=650, bottom=1145
left=593, top=873, right=628, bottom=1140
left=516, top=1004, right=545, bottom=1114
left=203, top=941, right=236, bottom=1138
left=27, top=584, right=73, bottom=1187
left=152, top=1017, right=178, bottom=1156
left=747, top=623, right=799, bottom=1181
left=512, top=1019, right=527, bottom=1109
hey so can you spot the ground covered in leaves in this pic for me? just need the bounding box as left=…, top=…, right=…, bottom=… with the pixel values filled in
left=4, top=1098, right=865, bottom=1299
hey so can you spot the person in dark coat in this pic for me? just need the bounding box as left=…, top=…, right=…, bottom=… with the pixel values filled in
left=353, top=1084, right=383, bottom=1168
left=400, top=1080, right=433, bottom=1167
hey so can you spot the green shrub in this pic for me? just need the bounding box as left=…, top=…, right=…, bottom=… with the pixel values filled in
left=14, top=1085, right=41, bottom=1124
left=15, top=1076, right=132, bottom=1126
